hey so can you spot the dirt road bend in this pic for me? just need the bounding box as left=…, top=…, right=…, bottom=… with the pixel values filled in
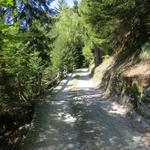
left=23, top=69, right=149, bottom=150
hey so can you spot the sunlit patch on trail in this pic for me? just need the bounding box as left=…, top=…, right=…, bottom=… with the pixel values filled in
left=58, top=112, right=77, bottom=124
left=107, top=102, right=127, bottom=116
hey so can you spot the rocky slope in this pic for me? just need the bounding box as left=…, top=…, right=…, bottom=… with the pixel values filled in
left=90, top=56, right=150, bottom=132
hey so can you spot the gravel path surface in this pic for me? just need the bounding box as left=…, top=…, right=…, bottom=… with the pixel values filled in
left=23, top=69, right=149, bottom=150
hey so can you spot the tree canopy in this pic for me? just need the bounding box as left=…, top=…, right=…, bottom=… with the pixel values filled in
left=0, top=0, right=150, bottom=148
left=0, top=0, right=56, bottom=30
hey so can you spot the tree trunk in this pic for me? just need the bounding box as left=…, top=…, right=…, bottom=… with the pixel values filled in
left=93, top=47, right=101, bottom=67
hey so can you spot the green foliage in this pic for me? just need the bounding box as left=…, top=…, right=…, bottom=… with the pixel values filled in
left=102, top=55, right=110, bottom=61
left=51, top=5, right=85, bottom=75
left=139, top=42, right=150, bottom=61
left=1, top=0, right=150, bottom=147
left=0, top=0, right=14, bottom=6
left=1, top=0, right=149, bottom=119
left=0, top=18, right=53, bottom=111
left=82, top=42, right=93, bottom=65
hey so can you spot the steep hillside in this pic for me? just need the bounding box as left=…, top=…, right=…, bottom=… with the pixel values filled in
left=90, top=7, right=150, bottom=131
left=91, top=55, right=150, bottom=130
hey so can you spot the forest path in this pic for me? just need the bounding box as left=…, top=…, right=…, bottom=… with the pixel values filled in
left=23, top=69, right=149, bottom=150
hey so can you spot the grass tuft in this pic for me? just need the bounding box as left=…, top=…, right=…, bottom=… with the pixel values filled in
left=139, top=42, right=150, bottom=61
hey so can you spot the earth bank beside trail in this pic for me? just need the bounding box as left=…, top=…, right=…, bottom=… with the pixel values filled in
left=90, top=56, right=150, bottom=131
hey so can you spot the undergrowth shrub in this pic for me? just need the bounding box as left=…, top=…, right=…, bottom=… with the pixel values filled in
left=139, top=42, right=150, bottom=61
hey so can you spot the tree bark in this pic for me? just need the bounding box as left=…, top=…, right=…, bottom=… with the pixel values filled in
left=93, top=47, right=101, bottom=67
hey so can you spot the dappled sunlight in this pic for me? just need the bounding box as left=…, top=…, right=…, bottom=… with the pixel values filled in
left=107, top=102, right=127, bottom=116
left=1, top=0, right=150, bottom=148
left=23, top=69, right=148, bottom=150
left=57, top=112, right=77, bottom=124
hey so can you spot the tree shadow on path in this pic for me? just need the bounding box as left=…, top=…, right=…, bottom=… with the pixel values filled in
left=23, top=70, right=148, bottom=150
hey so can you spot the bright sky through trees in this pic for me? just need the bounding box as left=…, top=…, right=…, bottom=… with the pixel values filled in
left=65, top=0, right=75, bottom=7
left=51, top=0, right=80, bottom=8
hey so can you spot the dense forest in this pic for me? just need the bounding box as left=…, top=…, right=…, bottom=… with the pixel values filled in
left=0, top=0, right=150, bottom=149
